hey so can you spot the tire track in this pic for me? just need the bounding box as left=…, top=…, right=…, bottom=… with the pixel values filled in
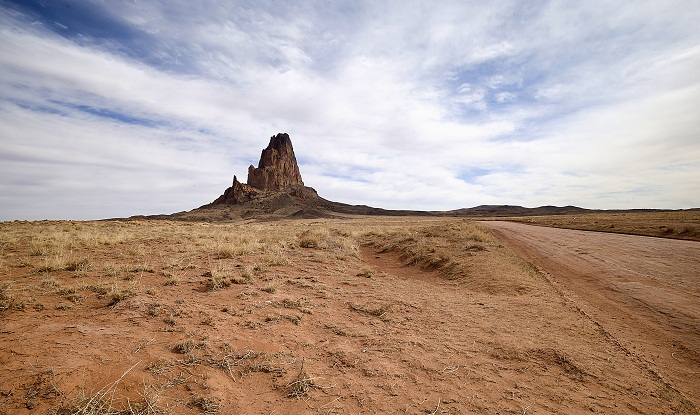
left=484, top=221, right=700, bottom=410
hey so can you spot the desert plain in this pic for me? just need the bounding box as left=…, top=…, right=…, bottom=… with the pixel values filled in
left=1, top=211, right=699, bottom=414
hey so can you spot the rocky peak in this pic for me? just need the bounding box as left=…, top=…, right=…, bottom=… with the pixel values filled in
left=247, top=133, right=304, bottom=191
left=210, top=133, right=305, bottom=206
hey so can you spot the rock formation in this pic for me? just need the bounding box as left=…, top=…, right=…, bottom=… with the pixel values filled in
left=158, top=132, right=436, bottom=220
left=211, top=133, right=304, bottom=205
left=211, top=175, right=260, bottom=205
left=247, top=133, right=304, bottom=191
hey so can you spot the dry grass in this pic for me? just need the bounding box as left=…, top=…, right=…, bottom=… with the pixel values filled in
left=296, top=227, right=358, bottom=254
left=189, top=396, right=220, bottom=414
left=0, top=282, right=25, bottom=311
left=348, top=302, right=391, bottom=318
left=204, top=272, right=232, bottom=291
left=172, top=338, right=202, bottom=354
left=144, top=359, right=175, bottom=376
left=275, top=297, right=313, bottom=314
left=502, top=210, right=700, bottom=241
left=286, top=360, right=315, bottom=398
left=364, top=221, right=496, bottom=280
left=55, top=362, right=171, bottom=415
left=107, top=286, right=135, bottom=307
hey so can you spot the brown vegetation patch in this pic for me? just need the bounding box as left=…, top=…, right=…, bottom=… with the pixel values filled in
left=362, top=221, right=534, bottom=294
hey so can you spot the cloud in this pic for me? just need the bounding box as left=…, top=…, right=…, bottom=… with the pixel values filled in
left=1, top=0, right=699, bottom=220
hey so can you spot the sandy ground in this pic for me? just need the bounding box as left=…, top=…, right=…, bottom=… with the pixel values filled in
left=1, top=218, right=698, bottom=414
left=484, top=221, right=700, bottom=410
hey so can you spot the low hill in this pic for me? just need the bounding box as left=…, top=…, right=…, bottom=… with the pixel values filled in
left=441, top=205, right=589, bottom=217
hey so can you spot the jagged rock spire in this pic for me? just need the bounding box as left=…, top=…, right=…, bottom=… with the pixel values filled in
left=247, top=133, right=304, bottom=191
left=210, top=133, right=305, bottom=206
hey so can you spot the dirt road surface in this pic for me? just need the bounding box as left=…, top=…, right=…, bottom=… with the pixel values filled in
left=484, top=221, right=700, bottom=408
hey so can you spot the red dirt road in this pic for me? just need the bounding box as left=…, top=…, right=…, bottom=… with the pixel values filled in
left=484, top=221, right=700, bottom=408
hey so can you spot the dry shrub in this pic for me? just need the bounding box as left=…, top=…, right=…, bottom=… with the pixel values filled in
left=239, top=266, right=254, bottom=280
left=265, top=313, right=301, bottom=325
left=229, top=274, right=251, bottom=285
left=65, top=258, right=91, bottom=272
left=163, top=315, right=177, bottom=327
left=296, top=227, right=355, bottom=253
left=298, top=236, right=319, bottom=248
left=173, top=339, right=197, bottom=354
left=214, top=348, right=284, bottom=380
left=29, top=240, right=50, bottom=257
left=215, top=244, right=237, bottom=259
left=40, top=278, right=59, bottom=290
left=259, top=251, right=288, bottom=266
left=287, top=360, right=315, bottom=398
left=56, top=362, right=167, bottom=415
left=348, top=302, right=391, bottom=318
left=677, top=225, right=699, bottom=237
left=369, top=229, right=457, bottom=272
left=277, top=297, right=313, bottom=314
left=163, top=275, right=179, bottom=286
left=107, top=288, right=134, bottom=307
left=204, top=265, right=243, bottom=290
left=56, top=285, right=85, bottom=303
left=145, top=359, right=175, bottom=375
left=206, top=274, right=231, bottom=291
left=189, top=396, right=220, bottom=414
left=464, top=240, right=486, bottom=251
left=0, top=282, right=25, bottom=312
left=260, top=283, right=277, bottom=293
left=209, top=230, right=262, bottom=258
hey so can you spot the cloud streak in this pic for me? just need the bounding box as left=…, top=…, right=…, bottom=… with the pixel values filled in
left=1, top=0, right=699, bottom=220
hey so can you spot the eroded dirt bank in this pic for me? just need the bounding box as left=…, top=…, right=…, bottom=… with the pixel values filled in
left=484, top=220, right=700, bottom=409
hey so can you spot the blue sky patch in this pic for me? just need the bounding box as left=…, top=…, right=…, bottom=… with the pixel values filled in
left=50, top=100, right=166, bottom=128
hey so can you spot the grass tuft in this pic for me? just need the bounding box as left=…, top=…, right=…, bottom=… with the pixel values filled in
left=145, top=358, right=175, bottom=375
left=108, top=287, right=134, bottom=307
left=287, top=360, right=315, bottom=398
left=206, top=274, right=231, bottom=291
left=0, top=282, right=25, bottom=312
left=173, top=339, right=197, bottom=354
left=189, top=395, right=220, bottom=414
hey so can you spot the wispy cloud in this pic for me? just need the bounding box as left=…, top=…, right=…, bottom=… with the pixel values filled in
left=1, top=0, right=699, bottom=220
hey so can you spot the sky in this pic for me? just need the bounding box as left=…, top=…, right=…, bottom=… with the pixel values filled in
left=1, top=1, right=699, bottom=220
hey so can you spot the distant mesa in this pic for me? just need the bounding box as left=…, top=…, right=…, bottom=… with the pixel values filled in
left=441, top=205, right=588, bottom=217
